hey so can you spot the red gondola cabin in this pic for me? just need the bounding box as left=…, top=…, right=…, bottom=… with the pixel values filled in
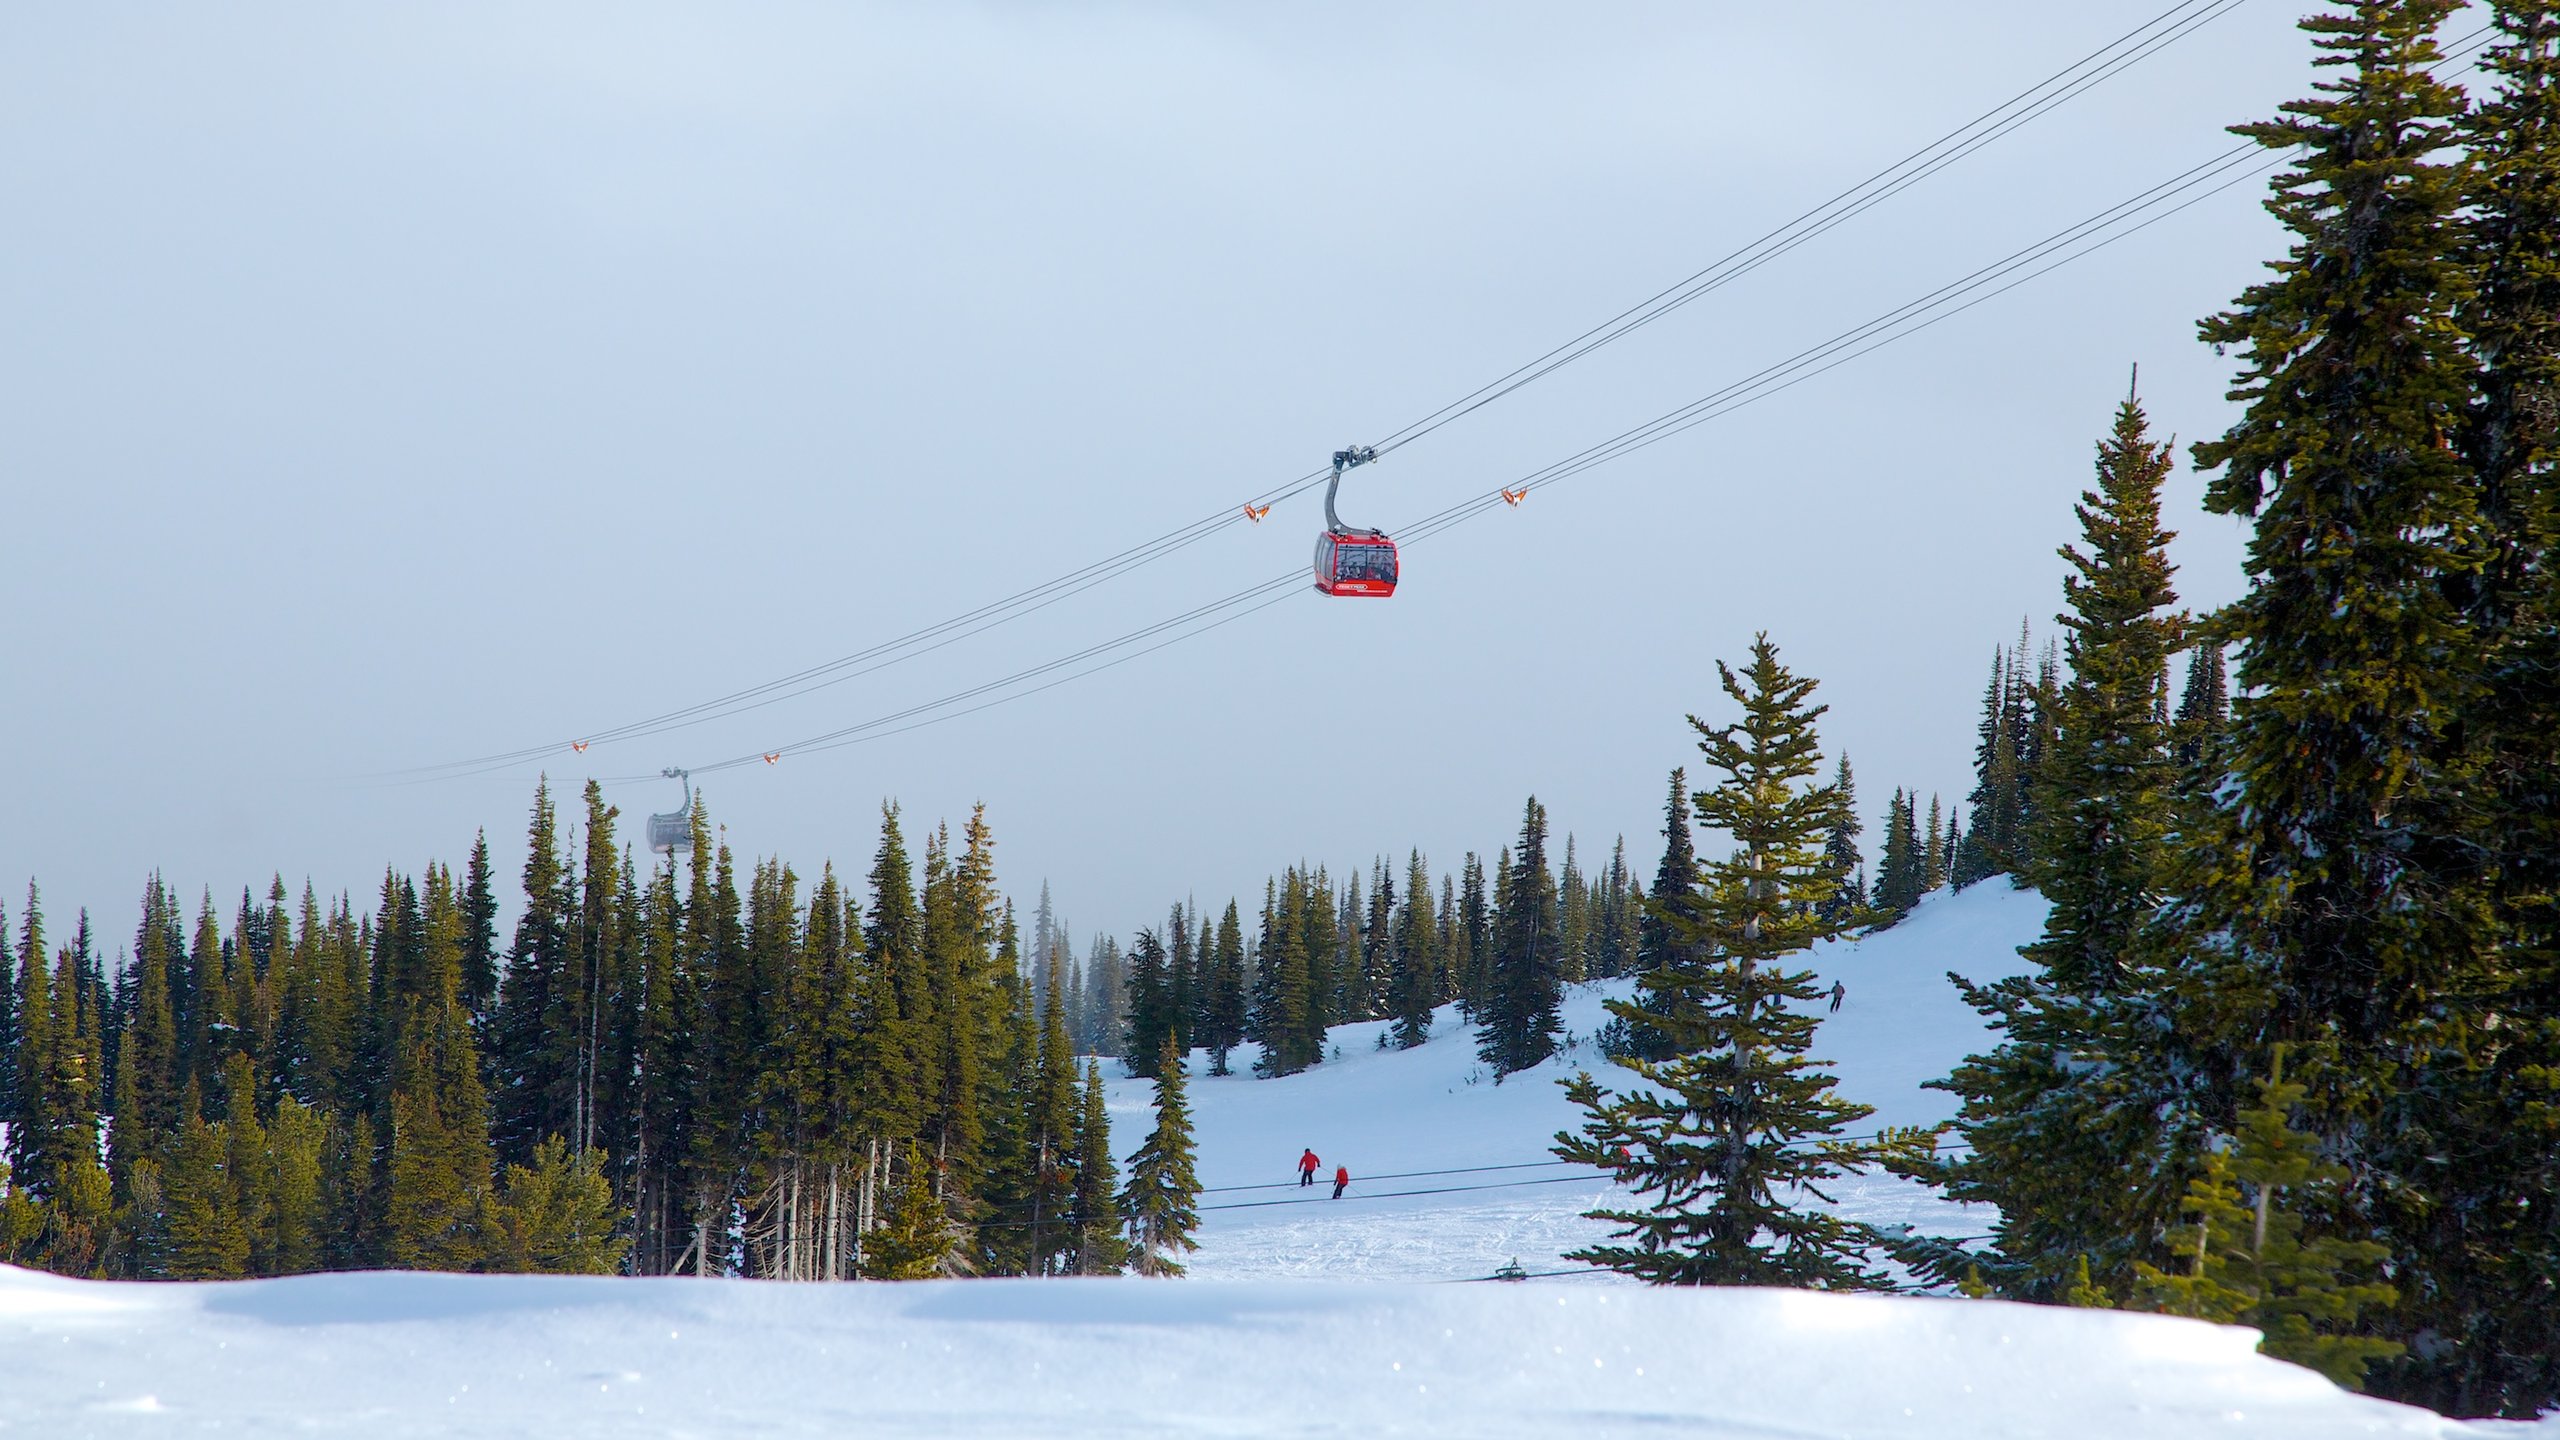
left=1315, top=530, right=1398, bottom=598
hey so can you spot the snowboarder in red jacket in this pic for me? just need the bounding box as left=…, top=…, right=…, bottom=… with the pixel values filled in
left=1331, top=1165, right=1350, bottom=1200
left=1298, top=1148, right=1320, bottom=1187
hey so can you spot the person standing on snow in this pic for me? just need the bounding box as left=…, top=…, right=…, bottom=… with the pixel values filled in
left=1331, top=1165, right=1350, bottom=1200
left=1829, top=980, right=1846, bottom=1013
left=1298, top=1148, right=1321, bottom=1187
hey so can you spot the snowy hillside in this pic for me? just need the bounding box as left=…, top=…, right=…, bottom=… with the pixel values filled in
left=8, top=882, right=2549, bottom=1437
left=3, top=1259, right=2528, bottom=1439
left=1120, top=878, right=2050, bottom=1283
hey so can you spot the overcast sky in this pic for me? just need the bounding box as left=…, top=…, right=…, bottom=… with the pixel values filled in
left=5, top=3, right=2353, bottom=954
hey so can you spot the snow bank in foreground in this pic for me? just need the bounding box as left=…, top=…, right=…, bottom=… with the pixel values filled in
left=2, top=1263, right=2528, bottom=1439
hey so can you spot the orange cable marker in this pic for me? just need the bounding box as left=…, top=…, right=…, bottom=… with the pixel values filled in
left=571, top=740, right=590, bottom=753
left=1500, top=487, right=1526, bottom=507
left=1243, top=503, right=1271, bottom=523
left=763, top=752, right=781, bottom=765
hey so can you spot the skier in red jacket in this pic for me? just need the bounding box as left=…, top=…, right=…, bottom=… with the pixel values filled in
left=1298, top=1148, right=1320, bottom=1187
left=1331, top=1165, right=1350, bottom=1200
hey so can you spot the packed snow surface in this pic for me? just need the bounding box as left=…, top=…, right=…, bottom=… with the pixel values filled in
left=7, top=884, right=2550, bottom=1436
left=2, top=1262, right=2526, bottom=1438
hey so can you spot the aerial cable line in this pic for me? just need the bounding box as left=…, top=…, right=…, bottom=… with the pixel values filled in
left=642, top=85, right=2482, bottom=779
left=1366, top=0, right=2251, bottom=460
left=1385, top=20, right=2503, bottom=545
left=390, top=1, right=2235, bottom=781
left=577, top=15, right=2515, bottom=786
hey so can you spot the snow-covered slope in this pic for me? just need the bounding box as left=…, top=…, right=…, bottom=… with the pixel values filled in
left=10, top=883, right=2545, bottom=1436
left=1, top=1260, right=2527, bottom=1437
left=1129, top=879, right=2049, bottom=1282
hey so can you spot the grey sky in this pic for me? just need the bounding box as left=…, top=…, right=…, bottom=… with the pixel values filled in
left=5, top=3, right=2329, bottom=949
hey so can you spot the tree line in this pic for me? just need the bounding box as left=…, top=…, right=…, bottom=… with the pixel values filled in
left=1565, top=2, right=2560, bottom=1417
left=0, top=773, right=1678, bottom=1285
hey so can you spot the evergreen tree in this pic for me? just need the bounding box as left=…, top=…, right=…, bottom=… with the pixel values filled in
left=1557, top=837, right=1589, bottom=985
left=1559, top=636, right=1895, bottom=1289
left=0, top=893, right=11, bottom=1144
left=1477, top=798, right=1564, bottom=1078
left=2131, top=1052, right=2403, bottom=1392
left=2027, top=387, right=2184, bottom=990
left=1870, top=789, right=1923, bottom=920
left=1251, top=877, right=1313, bottom=1077
left=8, top=895, right=61, bottom=1195
left=1068, top=1060, right=1124, bottom=1275
left=491, top=780, right=576, bottom=1164
left=2436, top=2, right=2560, bottom=1412
left=163, top=1110, right=249, bottom=1280
left=384, top=866, right=494, bottom=1272
left=1905, top=387, right=2190, bottom=1303
left=1638, top=772, right=1697, bottom=977
left=1454, top=854, right=1489, bottom=1016
left=1203, top=900, right=1247, bottom=1075
left=1388, top=851, right=1439, bottom=1048
left=1816, top=756, right=1867, bottom=920
left=1118, top=1036, right=1200, bottom=1277
left=2182, top=0, right=2497, bottom=1406
left=482, top=1135, right=626, bottom=1275
left=864, top=1145, right=957, bottom=1279
left=264, top=1096, right=327, bottom=1276
left=1027, top=978, right=1077, bottom=1275
left=2171, top=641, right=2230, bottom=769
left=1121, top=927, right=1173, bottom=1078
left=460, top=829, right=499, bottom=1025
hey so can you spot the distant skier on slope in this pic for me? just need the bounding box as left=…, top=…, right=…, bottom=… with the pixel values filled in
left=1332, top=1165, right=1350, bottom=1200
left=1829, top=980, right=1846, bottom=1013
left=1299, top=1148, right=1321, bottom=1187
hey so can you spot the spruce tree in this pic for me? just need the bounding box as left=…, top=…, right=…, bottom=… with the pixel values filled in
left=1816, top=756, right=1866, bottom=921
left=1388, top=851, right=1439, bottom=1048
left=492, top=780, right=576, bottom=1163
left=264, top=1096, right=327, bottom=1276
left=1455, top=854, right=1490, bottom=1016
left=482, top=1135, right=626, bottom=1275
left=1638, top=771, right=1697, bottom=976
left=1027, top=978, right=1077, bottom=1274
left=1557, top=837, right=1589, bottom=985
left=2436, top=2, right=2560, bottom=1412
left=1907, top=387, right=2190, bottom=1303
left=1477, top=797, right=1563, bottom=1078
left=2171, top=641, right=2229, bottom=769
left=163, top=1110, right=249, bottom=1280
left=384, top=868, right=494, bottom=1273
left=2030, top=386, right=2184, bottom=990
left=1362, top=865, right=1397, bottom=1020
left=1068, top=1060, right=1124, bottom=1275
left=1870, top=789, right=1921, bottom=920
left=1118, top=1036, right=1201, bottom=1277
left=1251, top=877, right=1313, bottom=1077
left=1121, top=927, right=1173, bottom=1078
left=460, top=830, right=499, bottom=1025
left=1205, top=900, right=1247, bottom=1075
left=1559, top=636, right=1893, bottom=1288
left=864, top=1145, right=957, bottom=1279
left=2182, top=0, right=2495, bottom=1405
left=2131, top=1051, right=2403, bottom=1392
